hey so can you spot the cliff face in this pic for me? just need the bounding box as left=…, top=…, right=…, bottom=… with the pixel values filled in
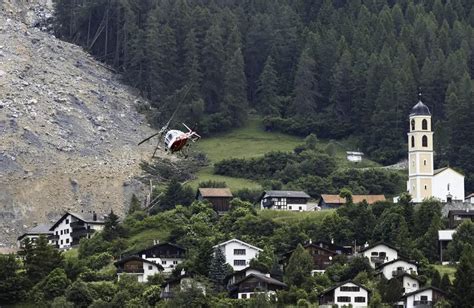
left=0, top=1, right=158, bottom=247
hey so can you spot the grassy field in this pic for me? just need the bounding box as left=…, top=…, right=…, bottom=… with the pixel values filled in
left=258, top=208, right=335, bottom=224
left=189, top=117, right=381, bottom=191
left=434, top=264, right=457, bottom=281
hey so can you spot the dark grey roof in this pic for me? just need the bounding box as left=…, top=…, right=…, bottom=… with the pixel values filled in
left=320, top=280, right=370, bottom=296
left=232, top=273, right=287, bottom=288
left=261, top=190, right=310, bottom=199
left=17, top=224, right=52, bottom=240
left=375, top=257, right=417, bottom=270
left=49, top=211, right=105, bottom=230
left=448, top=209, right=474, bottom=216
left=114, top=255, right=164, bottom=271
left=402, top=286, right=446, bottom=298
left=410, top=100, right=431, bottom=116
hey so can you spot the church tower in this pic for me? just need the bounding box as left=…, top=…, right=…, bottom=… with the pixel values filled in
left=407, top=98, right=434, bottom=202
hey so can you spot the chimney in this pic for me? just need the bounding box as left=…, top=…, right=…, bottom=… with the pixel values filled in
left=92, top=211, right=97, bottom=221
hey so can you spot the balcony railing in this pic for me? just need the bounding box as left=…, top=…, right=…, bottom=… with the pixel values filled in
left=413, top=300, right=433, bottom=307
left=70, top=221, right=85, bottom=229
left=371, top=256, right=386, bottom=263
left=117, top=268, right=144, bottom=274
left=48, top=234, right=59, bottom=240
left=71, top=228, right=95, bottom=239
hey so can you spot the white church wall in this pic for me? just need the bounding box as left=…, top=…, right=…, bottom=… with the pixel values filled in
left=433, top=169, right=465, bottom=202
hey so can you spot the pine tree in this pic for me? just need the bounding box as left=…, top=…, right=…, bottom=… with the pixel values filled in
left=223, top=47, right=248, bottom=126
left=284, top=244, right=313, bottom=287
left=431, top=270, right=442, bottom=288
left=452, top=245, right=474, bottom=307
left=291, top=49, right=318, bottom=117
left=209, top=247, right=230, bottom=291
left=256, top=56, right=279, bottom=116
left=103, top=210, right=122, bottom=241
left=128, top=194, right=141, bottom=214
left=201, top=22, right=225, bottom=113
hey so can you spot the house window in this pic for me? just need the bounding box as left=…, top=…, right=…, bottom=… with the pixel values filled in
left=355, top=297, right=366, bottom=303
left=60, top=230, right=63, bottom=235
left=424, top=185, right=427, bottom=190
left=422, top=135, right=428, bottom=147
left=234, top=260, right=246, bottom=266
left=60, top=240, right=63, bottom=245
left=424, top=160, right=427, bottom=166
left=420, top=296, right=428, bottom=301
left=56, top=231, right=58, bottom=235
left=66, top=219, right=69, bottom=224
left=241, top=294, right=247, bottom=299
left=422, top=119, right=428, bottom=130
left=66, top=239, right=69, bottom=244
left=173, top=260, right=178, bottom=264
left=234, top=249, right=246, bottom=255
left=371, top=252, right=378, bottom=256
left=299, top=206, right=302, bottom=211
left=162, top=261, right=167, bottom=265
left=337, top=296, right=351, bottom=302
left=340, top=286, right=360, bottom=292
left=289, top=206, right=292, bottom=210
left=411, top=136, right=415, bottom=148
left=447, top=184, right=450, bottom=191
left=413, top=284, right=417, bottom=288
left=411, top=119, right=415, bottom=131
left=148, top=265, right=153, bottom=270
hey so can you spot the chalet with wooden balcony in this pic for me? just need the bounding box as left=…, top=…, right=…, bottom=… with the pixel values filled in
left=114, top=255, right=164, bottom=283
left=17, top=224, right=54, bottom=248
left=228, top=272, right=287, bottom=299
left=313, top=240, right=353, bottom=255
left=358, top=242, right=399, bottom=268
left=135, top=242, right=186, bottom=274
left=259, top=190, right=311, bottom=211
left=196, top=188, right=233, bottom=213
left=161, top=274, right=206, bottom=300
left=49, top=211, right=105, bottom=249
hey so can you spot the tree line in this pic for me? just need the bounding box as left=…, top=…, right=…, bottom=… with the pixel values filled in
left=52, top=0, right=474, bottom=192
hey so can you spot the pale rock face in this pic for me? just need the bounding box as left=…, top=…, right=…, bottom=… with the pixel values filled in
left=0, top=4, right=160, bottom=247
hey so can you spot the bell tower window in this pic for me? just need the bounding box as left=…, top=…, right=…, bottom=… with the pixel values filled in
left=422, top=135, right=428, bottom=147
left=411, top=136, right=415, bottom=148
left=411, top=119, right=415, bottom=131
left=422, top=119, right=428, bottom=130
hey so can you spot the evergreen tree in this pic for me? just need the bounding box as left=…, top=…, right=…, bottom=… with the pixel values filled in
left=223, top=47, right=248, bottom=126
left=452, top=245, right=474, bottom=307
left=102, top=210, right=122, bottom=241
left=284, top=244, right=313, bottom=288
left=257, top=56, right=279, bottom=116
left=209, top=247, right=231, bottom=291
left=0, top=254, right=27, bottom=304
left=440, top=273, right=452, bottom=293
left=128, top=194, right=141, bottom=214
left=291, top=49, right=318, bottom=117
left=431, top=270, right=442, bottom=288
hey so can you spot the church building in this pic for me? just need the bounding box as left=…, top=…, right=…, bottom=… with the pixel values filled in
left=407, top=100, right=465, bottom=203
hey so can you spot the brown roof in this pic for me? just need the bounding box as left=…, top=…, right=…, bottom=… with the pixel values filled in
left=321, top=194, right=385, bottom=205
left=198, top=188, right=233, bottom=198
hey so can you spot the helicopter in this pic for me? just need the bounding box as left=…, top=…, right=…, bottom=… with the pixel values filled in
left=138, top=85, right=201, bottom=158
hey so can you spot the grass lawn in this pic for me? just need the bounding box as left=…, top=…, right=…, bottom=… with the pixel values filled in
left=189, top=116, right=381, bottom=191
left=125, top=228, right=171, bottom=253
left=434, top=264, right=457, bottom=281
left=258, top=209, right=334, bottom=224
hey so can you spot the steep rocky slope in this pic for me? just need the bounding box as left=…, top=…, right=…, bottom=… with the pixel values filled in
left=0, top=2, right=159, bottom=247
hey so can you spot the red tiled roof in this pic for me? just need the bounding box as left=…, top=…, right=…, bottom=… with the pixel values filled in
left=198, top=188, right=233, bottom=198
left=321, top=194, right=385, bottom=205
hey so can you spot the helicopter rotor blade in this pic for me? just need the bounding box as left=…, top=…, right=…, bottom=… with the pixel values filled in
left=138, top=132, right=161, bottom=145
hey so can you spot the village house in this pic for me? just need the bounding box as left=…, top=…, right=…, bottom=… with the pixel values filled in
left=135, top=242, right=186, bottom=274
left=313, top=240, right=353, bottom=255
left=259, top=190, right=311, bottom=211
left=319, top=280, right=370, bottom=308
left=396, top=273, right=422, bottom=295
left=114, top=255, right=164, bottom=283
left=359, top=242, right=399, bottom=268
left=376, top=258, right=418, bottom=280
left=398, top=286, right=447, bottom=308
left=213, top=238, right=262, bottom=271
left=196, top=187, right=233, bottom=213
left=281, top=242, right=338, bottom=272
left=346, top=151, right=364, bottom=162
left=228, top=272, right=287, bottom=299
left=465, top=193, right=474, bottom=204
left=161, top=273, right=206, bottom=300
left=49, top=211, right=105, bottom=249
left=17, top=224, right=53, bottom=248
left=225, top=266, right=268, bottom=288
left=318, top=194, right=386, bottom=209
left=447, top=209, right=474, bottom=228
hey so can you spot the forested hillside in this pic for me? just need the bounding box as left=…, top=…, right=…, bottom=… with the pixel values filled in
left=52, top=0, right=474, bottom=192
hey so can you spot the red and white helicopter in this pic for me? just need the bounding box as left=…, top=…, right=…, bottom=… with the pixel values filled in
left=138, top=86, right=201, bottom=158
